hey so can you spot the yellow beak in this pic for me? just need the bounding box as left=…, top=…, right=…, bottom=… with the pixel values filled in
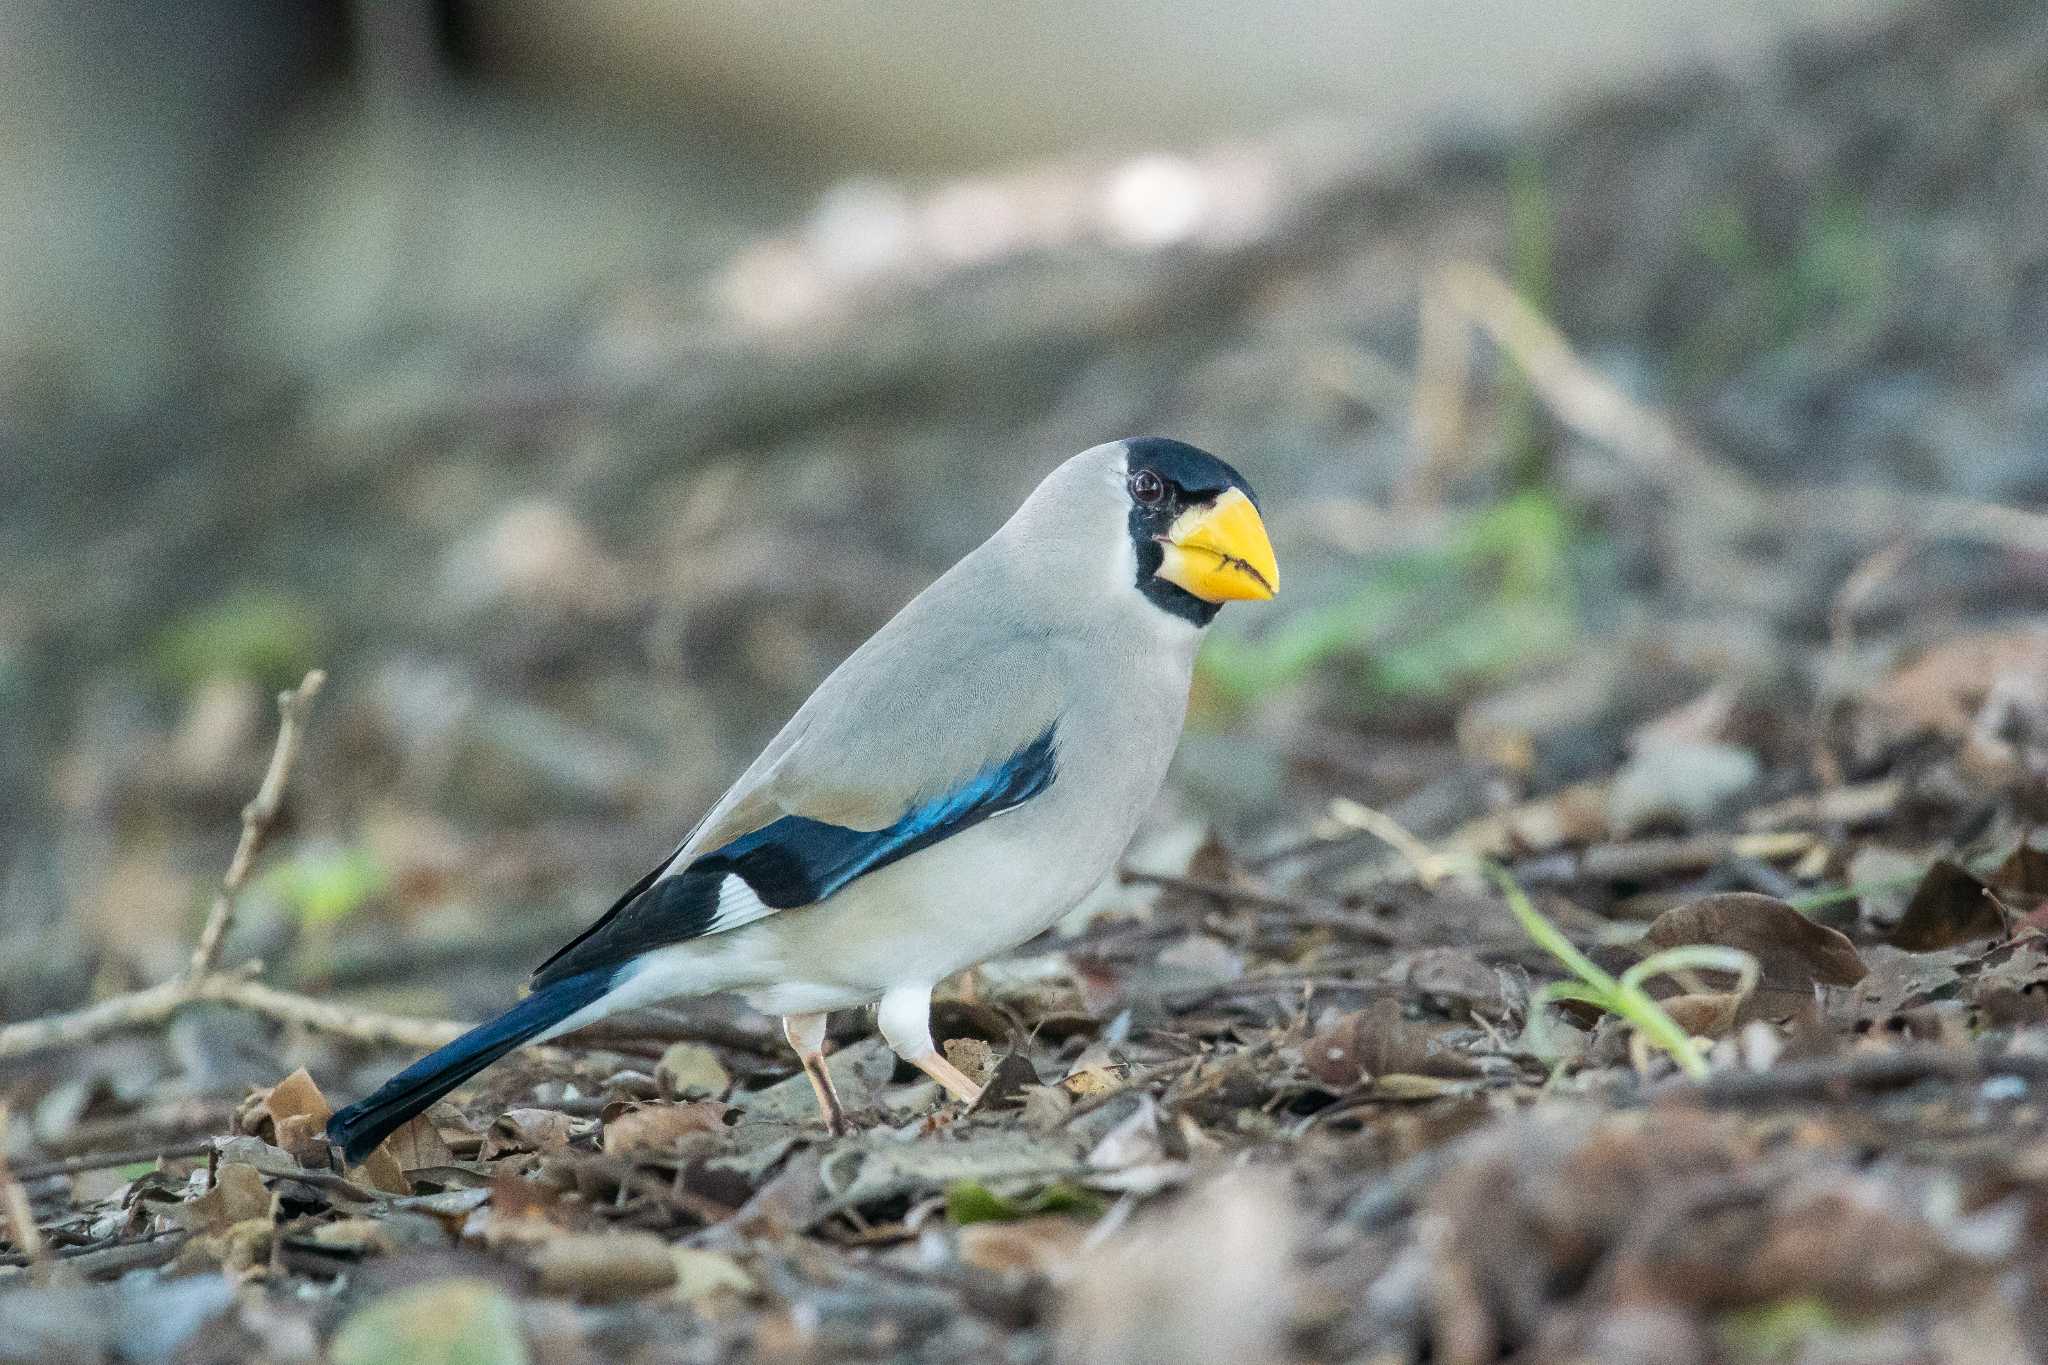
left=1155, top=487, right=1280, bottom=603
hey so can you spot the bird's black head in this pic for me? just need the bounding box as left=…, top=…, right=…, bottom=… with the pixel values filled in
left=1122, top=437, right=1279, bottom=626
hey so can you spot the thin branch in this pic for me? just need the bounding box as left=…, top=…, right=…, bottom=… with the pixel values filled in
left=10, top=1139, right=216, bottom=1185
left=1667, top=1046, right=2048, bottom=1108
left=188, top=669, right=327, bottom=980
left=0, top=973, right=470, bottom=1059
left=0, top=1105, right=47, bottom=1279
left=0, top=664, right=477, bottom=1062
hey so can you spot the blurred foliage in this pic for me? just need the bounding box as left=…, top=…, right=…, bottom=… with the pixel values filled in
left=1718, top=1296, right=1857, bottom=1364
left=946, top=1179, right=1108, bottom=1225
left=328, top=1278, right=530, bottom=1365
left=1501, top=152, right=1558, bottom=481
left=257, top=845, right=389, bottom=927
left=1677, top=187, right=1892, bottom=385
left=1198, top=488, right=1586, bottom=710
left=151, top=591, right=324, bottom=693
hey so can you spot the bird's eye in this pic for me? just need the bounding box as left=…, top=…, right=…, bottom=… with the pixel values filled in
left=1129, top=470, right=1166, bottom=506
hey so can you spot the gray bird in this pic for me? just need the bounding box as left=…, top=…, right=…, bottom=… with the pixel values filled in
left=329, top=437, right=1277, bottom=1161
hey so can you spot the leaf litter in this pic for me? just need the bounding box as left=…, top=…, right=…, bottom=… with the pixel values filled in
left=14, top=8, right=2048, bottom=1363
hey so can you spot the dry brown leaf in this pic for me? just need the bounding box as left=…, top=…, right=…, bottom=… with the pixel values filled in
left=958, top=1214, right=1088, bottom=1277
left=1643, top=893, right=1867, bottom=994
left=1303, top=998, right=1481, bottom=1088
left=1889, top=860, right=2005, bottom=952
left=1991, top=842, right=2048, bottom=899
left=485, top=1108, right=579, bottom=1158
left=531, top=1231, right=680, bottom=1301
left=380, top=1115, right=458, bottom=1172
left=173, top=1160, right=270, bottom=1235
left=305, top=1217, right=396, bottom=1256
left=244, top=1067, right=408, bottom=1192
left=1862, top=631, right=2048, bottom=741
left=1660, top=993, right=1741, bottom=1039
left=671, top=1247, right=756, bottom=1304
left=601, top=1100, right=730, bottom=1155
left=654, top=1042, right=732, bottom=1100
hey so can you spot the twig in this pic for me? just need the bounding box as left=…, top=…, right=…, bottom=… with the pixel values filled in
left=1740, top=779, right=1904, bottom=832
left=1415, top=263, right=2048, bottom=574
left=1419, top=264, right=1764, bottom=518
left=188, top=670, right=326, bottom=980
left=1665, top=1047, right=2048, bottom=1108
left=0, top=1105, right=47, bottom=1279
left=1325, top=798, right=1453, bottom=887
left=11, top=1138, right=216, bottom=1184
left=0, top=1228, right=188, bottom=1274
left=0, top=969, right=470, bottom=1059
left=0, top=667, right=473, bottom=1061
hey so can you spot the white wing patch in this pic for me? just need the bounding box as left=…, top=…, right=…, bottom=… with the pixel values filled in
left=704, top=873, right=779, bottom=936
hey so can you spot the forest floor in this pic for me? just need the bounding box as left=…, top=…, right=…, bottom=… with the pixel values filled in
left=7, top=2, right=2048, bottom=1361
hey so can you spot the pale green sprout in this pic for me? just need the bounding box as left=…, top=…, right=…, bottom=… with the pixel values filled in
left=1487, top=865, right=1760, bottom=1081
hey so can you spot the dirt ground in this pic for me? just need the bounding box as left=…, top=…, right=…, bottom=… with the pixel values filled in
left=7, top=2, right=2048, bottom=1361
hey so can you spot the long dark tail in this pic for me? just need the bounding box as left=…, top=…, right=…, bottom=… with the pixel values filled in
left=326, top=969, right=612, bottom=1165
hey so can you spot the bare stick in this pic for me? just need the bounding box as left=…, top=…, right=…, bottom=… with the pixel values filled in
left=1427, top=264, right=1764, bottom=517
left=11, top=1139, right=216, bottom=1184
left=0, top=974, right=469, bottom=1059
left=0, top=1105, right=47, bottom=1279
left=1325, top=798, right=1451, bottom=887
left=188, top=670, right=327, bottom=980
left=0, top=664, right=477, bottom=1062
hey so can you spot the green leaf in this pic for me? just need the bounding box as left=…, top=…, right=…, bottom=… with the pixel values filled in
left=1719, top=1296, right=1854, bottom=1363
left=259, top=846, right=389, bottom=925
left=152, top=590, right=322, bottom=692
left=946, top=1180, right=1108, bottom=1225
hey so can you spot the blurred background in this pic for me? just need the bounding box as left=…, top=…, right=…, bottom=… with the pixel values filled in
left=6, top=0, right=2046, bottom=1096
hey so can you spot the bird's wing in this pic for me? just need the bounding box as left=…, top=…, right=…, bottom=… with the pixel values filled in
left=532, top=571, right=1068, bottom=988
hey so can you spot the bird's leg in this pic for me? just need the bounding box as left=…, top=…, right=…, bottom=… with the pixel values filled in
left=877, top=984, right=984, bottom=1106
left=782, top=1011, right=851, bottom=1136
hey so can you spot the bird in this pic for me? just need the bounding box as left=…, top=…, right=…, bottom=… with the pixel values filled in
left=327, top=437, right=1277, bottom=1163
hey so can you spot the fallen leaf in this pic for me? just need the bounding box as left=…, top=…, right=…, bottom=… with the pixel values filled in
left=484, top=1108, right=579, bottom=1158
left=239, top=1068, right=335, bottom=1169
left=1860, top=631, right=2048, bottom=744
left=304, top=1217, right=396, bottom=1256
left=251, top=1066, right=408, bottom=1192
left=172, top=1161, right=270, bottom=1235
left=601, top=1100, right=729, bottom=1155
left=1660, top=993, right=1741, bottom=1039
left=1017, top=1084, right=1075, bottom=1129
left=329, top=1277, right=530, bottom=1365
left=947, top=1180, right=1107, bottom=1225
left=671, top=1247, right=756, bottom=1303
left=655, top=1043, right=732, bottom=1100
left=382, top=1116, right=458, bottom=1173
left=1303, top=998, right=1481, bottom=1088
left=978, top=1050, right=1045, bottom=1113
left=1889, top=860, right=2005, bottom=952
left=1642, top=894, right=1867, bottom=1012
left=957, top=1214, right=1088, bottom=1276
left=1990, top=842, right=2048, bottom=899
left=1607, top=740, right=1760, bottom=836
left=531, top=1231, right=679, bottom=1301
left=1387, top=948, right=1515, bottom=1017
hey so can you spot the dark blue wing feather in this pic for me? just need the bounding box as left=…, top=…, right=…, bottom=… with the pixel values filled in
left=532, top=722, right=1058, bottom=986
